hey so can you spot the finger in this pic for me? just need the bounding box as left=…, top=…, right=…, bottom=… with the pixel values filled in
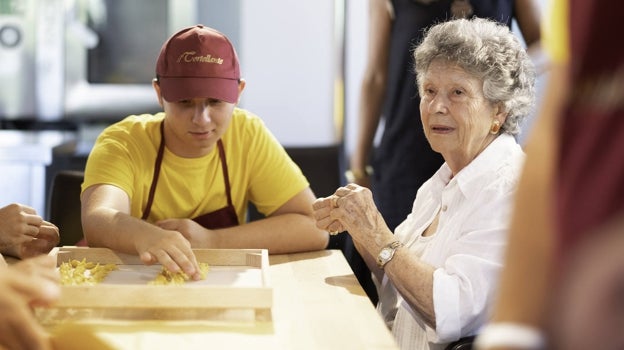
left=147, top=249, right=181, bottom=273
left=18, top=204, right=37, bottom=215
left=148, top=246, right=200, bottom=280
left=41, top=220, right=58, bottom=229
left=139, top=251, right=158, bottom=265
left=334, top=186, right=352, bottom=197
left=34, top=266, right=61, bottom=285
left=11, top=234, right=36, bottom=247
left=330, top=195, right=340, bottom=208
left=317, top=207, right=347, bottom=232
left=11, top=255, right=60, bottom=285
left=36, top=225, right=60, bottom=244
left=171, top=246, right=201, bottom=280
left=2, top=299, right=52, bottom=350
left=31, top=260, right=61, bottom=285
left=22, top=212, right=44, bottom=228
left=22, top=224, right=40, bottom=238
left=314, top=215, right=334, bottom=231
left=312, top=197, right=332, bottom=210
left=12, top=254, right=56, bottom=270
left=345, top=183, right=360, bottom=190
left=27, top=281, right=62, bottom=308
left=15, top=242, right=59, bottom=265
left=10, top=275, right=60, bottom=305
left=327, top=220, right=344, bottom=235
left=312, top=201, right=332, bottom=219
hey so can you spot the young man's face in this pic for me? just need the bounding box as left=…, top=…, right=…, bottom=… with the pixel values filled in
left=153, top=81, right=243, bottom=158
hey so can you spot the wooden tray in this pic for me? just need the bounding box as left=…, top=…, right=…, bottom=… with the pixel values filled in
left=37, top=247, right=272, bottom=323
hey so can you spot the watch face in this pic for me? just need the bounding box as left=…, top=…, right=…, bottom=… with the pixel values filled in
left=380, top=248, right=392, bottom=260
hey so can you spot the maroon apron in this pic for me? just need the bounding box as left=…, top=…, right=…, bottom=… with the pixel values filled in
left=141, top=121, right=239, bottom=229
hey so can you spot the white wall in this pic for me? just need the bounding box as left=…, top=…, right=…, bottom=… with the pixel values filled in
left=237, top=0, right=339, bottom=147
left=344, top=0, right=368, bottom=157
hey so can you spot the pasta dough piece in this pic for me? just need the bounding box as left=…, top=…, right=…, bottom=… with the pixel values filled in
left=59, top=258, right=118, bottom=286
left=149, top=263, right=210, bottom=285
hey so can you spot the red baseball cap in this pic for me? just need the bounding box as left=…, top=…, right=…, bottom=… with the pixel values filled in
left=156, top=25, right=240, bottom=103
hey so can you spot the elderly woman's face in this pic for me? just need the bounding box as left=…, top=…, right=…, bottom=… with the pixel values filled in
left=419, top=59, right=503, bottom=171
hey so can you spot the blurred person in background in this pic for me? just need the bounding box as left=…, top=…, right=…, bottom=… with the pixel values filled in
left=315, top=18, right=536, bottom=349
left=348, top=0, right=541, bottom=303
left=475, top=0, right=624, bottom=349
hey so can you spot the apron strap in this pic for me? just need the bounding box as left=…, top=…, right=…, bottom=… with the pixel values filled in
left=216, top=140, right=234, bottom=208
left=142, top=121, right=166, bottom=220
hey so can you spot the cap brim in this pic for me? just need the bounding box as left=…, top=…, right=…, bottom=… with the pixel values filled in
left=159, top=77, right=239, bottom=104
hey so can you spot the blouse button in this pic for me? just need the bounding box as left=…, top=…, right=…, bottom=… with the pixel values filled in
left=441, top=204, right=448, bottom=212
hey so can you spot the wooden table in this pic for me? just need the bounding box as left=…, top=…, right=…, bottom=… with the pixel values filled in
left=47, top=249, right=398, bottom=349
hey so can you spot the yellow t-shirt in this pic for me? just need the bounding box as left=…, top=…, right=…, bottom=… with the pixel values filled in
left=82, top=108, right=308, bottom=224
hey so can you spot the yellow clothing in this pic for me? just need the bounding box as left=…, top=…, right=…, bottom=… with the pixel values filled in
left=542, top=0, right=569, bottom=64
left=83, top=109, right=308, bottom=224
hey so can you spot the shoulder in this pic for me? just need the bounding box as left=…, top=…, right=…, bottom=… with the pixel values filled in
left=459, top=135, right=525, bottom=197
left=102, top=113, right=163, bottom=137
left=230, top=108, right=265, bottom=129
left=226, top=108, right=274, bottom=142
left=492, top=135, right=525, bottom=178
left=483, top=135, right=525, bottom=187
left=97, top=113, right=163, bottom=145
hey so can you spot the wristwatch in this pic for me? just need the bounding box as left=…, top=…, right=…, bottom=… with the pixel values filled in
left=376, top=241, right=403, bottom=269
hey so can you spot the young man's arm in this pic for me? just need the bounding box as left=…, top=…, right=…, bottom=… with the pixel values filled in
left=81, top=184, right=202, bottom=279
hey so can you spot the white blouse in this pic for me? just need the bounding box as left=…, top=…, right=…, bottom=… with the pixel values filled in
left=375, top=134, right=525, bottom=350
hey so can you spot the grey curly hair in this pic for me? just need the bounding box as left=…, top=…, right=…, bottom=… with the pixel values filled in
left=413, top=18, right=536, bottom=135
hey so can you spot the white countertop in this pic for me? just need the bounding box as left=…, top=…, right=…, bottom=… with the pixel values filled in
left=0, top=130, right=76, bottom=163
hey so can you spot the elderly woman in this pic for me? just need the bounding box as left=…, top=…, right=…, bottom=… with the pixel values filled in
left=313, top=18, right=535, bottom=349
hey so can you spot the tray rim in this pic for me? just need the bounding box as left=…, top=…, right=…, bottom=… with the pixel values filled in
left=50, top=247, right=273, bottom=309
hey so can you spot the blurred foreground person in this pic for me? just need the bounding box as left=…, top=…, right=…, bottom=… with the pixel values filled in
left=0, top=254, right=60, bottom=350
left=475, top=0, right=624, bottom=349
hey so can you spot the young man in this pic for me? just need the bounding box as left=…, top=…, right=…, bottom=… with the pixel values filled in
left=81, top=25, right=328, bottom=280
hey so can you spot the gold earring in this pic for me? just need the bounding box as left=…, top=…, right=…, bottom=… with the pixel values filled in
left=490, top=120, right=501, bottom=135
